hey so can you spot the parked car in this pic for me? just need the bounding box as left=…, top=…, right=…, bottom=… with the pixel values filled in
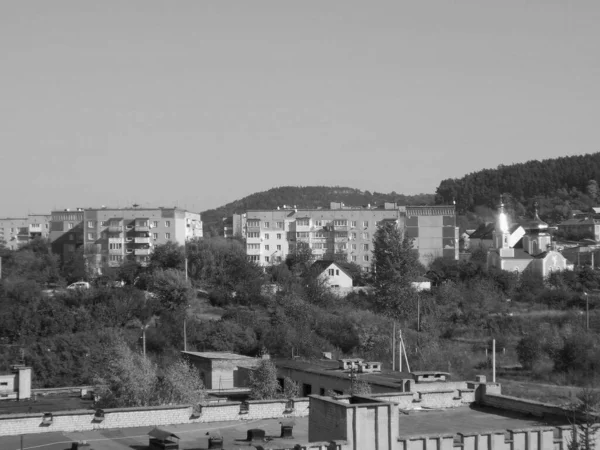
left=67, top=281, right=91, bottom=290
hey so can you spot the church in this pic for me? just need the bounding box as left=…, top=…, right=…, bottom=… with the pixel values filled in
left=487, top=201, right=569, bottom=277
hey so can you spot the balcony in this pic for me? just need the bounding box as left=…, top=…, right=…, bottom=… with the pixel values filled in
left=108, top=237, right=124, bottom=243
left=109, top=248, right=124, bottom=255
left=135, top=248, right=151, bottom=256
left=108, top=260, right=121, bottom=268
left=108, top=226, right=123, bottom=233
left=135, top=237, right=151, bottom=244
left=135, top=225, right=150, bottom=232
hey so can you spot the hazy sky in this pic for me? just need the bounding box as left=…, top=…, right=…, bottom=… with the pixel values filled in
left=1, top=1, right=599, bottom=216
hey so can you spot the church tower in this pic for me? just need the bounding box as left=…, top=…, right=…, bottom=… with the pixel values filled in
left=492, top=197, right=515, bottom=258
left=522, top=203, right=551, bottom=256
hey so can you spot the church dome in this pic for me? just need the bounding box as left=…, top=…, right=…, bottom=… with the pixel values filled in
left=523, top=206, right=548, bottom=231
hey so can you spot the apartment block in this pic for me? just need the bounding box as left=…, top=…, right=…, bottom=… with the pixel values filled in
left=240, top=202, right=457, bottom=270
left=50, top=207, right=202, bottom=274
left=0, top=215, right=51, bottom=250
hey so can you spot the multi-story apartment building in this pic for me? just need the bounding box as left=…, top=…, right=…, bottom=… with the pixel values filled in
left=0, top=215, right=51, bottom=250
left=50, top=207, right=202, bottom=274
left=239, top=202, right=458, bottom=270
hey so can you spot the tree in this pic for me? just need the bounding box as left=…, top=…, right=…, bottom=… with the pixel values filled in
left=248, top=359, right=282, bottom=400
left=157, top=358, right=206, bottom=411
left=372, top=222, right=423, bottom=319
left=150, top=242, right=185, bottom=271
left=516, top=334, right=543, bottom=370
left=568, top=387, right=600, bottom=450
left=283, top=376, right=300, bottom=399
left=149, top=268, right=196, bottom=311
left=286, top=241, right=313, bottom=274
left=94, top=336, right=158, bottom=408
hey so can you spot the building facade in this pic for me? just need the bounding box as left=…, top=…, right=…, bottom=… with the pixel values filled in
left=239, top=203, right=458, bottom=270
left=0, top=215, right=51, bottom=250
left=50, top=207, right=202, bottom=274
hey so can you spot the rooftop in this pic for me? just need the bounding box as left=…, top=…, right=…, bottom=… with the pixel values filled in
left=398, top=405, right=567, bottom=437
left=181, top=351, right=256, bottom=360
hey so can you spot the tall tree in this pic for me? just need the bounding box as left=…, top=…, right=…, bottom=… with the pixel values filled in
left=248, top=358, right=282, bottom=400
left=371, top=222, right=423, bottom=320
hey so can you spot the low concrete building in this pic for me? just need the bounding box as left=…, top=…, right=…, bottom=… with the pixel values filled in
left=0, top=365, right=31, bottom=401
left=181, top=351, right=260, bottom=390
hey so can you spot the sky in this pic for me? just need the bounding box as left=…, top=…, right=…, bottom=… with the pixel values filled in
left=1, top=1, right=599, bottom=216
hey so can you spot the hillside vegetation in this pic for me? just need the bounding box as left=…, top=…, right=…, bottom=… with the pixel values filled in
left=436, top=153, right=600, bottom=223
left=201, top=186, right=434, bottom=236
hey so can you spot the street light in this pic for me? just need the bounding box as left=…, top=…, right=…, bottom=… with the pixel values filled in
left=584, top=292, right=590, bottom=330
left=141, top=324, right=150, bottom=357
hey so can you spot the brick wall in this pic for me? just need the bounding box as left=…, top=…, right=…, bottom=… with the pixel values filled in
left=0, top=398, right=311, bottom=437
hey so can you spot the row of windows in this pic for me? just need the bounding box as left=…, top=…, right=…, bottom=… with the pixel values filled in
left=246, top=219, right=379, bottom=229
left=247, top=254, right=369, bottom=264
left=3, top=224, right=48, bottom=232
left=89, top=232, right=172, bottom=241
left=248, top=231, right=370, bottom=240
left=88, top=220, right=172, bottom=228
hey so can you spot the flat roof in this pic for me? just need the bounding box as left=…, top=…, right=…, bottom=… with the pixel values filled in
left=181, top=351, right=255, bottom=360
left=0, top=417, right=309, bottom=450
left=398, top=405, right=568, bottom=437
left=275, top=359, right=414, bottom=387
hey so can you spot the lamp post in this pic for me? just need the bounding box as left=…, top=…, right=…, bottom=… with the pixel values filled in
left=141, top=324, right=149, bottom=357
left=585, top=292, right=589, bottom=330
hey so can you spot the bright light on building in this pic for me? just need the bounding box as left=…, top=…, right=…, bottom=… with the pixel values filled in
left=498, top=212, right=509, bottom=233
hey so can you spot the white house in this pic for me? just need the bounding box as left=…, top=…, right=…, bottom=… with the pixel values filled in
left=312, top=260, right=354, bottom=290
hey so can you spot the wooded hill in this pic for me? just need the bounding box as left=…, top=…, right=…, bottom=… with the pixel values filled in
left=201, top=186, right=434, bottom=236
left=435, top=153, right=600, bottom=224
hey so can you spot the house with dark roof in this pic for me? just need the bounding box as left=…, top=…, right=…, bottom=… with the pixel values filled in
left=312, top=260, right=354, bottom=290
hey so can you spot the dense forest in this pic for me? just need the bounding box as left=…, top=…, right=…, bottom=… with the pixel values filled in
left=200, top=186, right=434, bottom=236
left=436, top=153, right=600, bottom=224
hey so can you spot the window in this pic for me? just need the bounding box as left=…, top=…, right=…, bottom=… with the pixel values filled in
left=248, top=255, right=259, bottom=262
left=351, top=221, right=357, bottom=227
left=247, top=232, right=260, bottom=238
left=247, top=219, right=260, bottom=227
left=351, top=232, right=357, bottom=239
left=352, top=244, right=357, bottom=250
left=87, top=221, right=95, bottom=228
left=100, top=221, right=108, bottom=226
left=315, top=220, right=322, bottom=227
left=264, top=222, right=270, bottom=228
left=296, top=219, right=309, bottom=226
left=247, top=243, right=260, bottom=250
left=312, top=243, right=323, bottom=249
left=137, top=220, right=148, bottom=227
left=362, top=232, right=369, bottom=239
left=109, top=243, right=122, bottom=250
left=10, top=228, right=14, bottom=233
left=363, top=255, right=369, bottom=262
left=265, top=245, right=270, bottom=251
left=153, top=233, right=158, bottom=240
left=152, top=221, right=159, bottom=228
left=277, top=233, right=282, bottom=239
left=328, top=269, right=335, bottom=276
left=45, top=223, right=49, bottom=229
left=109, top=255, right=122, bottom=262
left=165, top=233, right=171, bottom=239
left=68, top=223, right=73, bottom=229
left=69, top=234, right=74, bottom=241
left=315, top=231, right=327, bottom=238
left=363, top=221, right=369, bottom=227
left=277, top=245, right=281, bottom=251
left=165, top=221, right=171, bottom=227
left=87, top=233, right=96, bottom=240
left=336, top=269, right=340, bottom=276
left=338, top=243, right=347, bottom=250
left=276, top=221, right=284, bottom=229
left=264, top=256, right=270, bottom=262
left=336, top=231, right=347, bottom=238
left=363, top=244, right=369, bottom=251
left=264, top=233, right=270, bottom=239
left=30, top=223, right=40, bottom=229
left=296, top=232, right=309, bottom=238
left=334, top=220, right=347, bottom=226
left=352, top=255, right=357, bottom=262
left=276, top=256, right=282, bottom=262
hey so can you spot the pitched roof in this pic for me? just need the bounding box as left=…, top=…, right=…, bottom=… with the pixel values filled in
left=311, top=260, right=353, bottom=278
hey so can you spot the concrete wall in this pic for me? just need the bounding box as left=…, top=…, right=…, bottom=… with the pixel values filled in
left=308, top=395, right=398, bottom=450
left=0, top=398, right=311, bottom=437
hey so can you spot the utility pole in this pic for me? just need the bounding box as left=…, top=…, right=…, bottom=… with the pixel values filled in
left=585, top=292, right=589, bottom=330
left=184, top=253, right=188, bottom=351
left=398, top=328, right=402, bottom=372
left=392, top=322, right=396, bottom=371
left=492, top=339, right=496, bottom=383
left=141, top=325, right=149, bottom=357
